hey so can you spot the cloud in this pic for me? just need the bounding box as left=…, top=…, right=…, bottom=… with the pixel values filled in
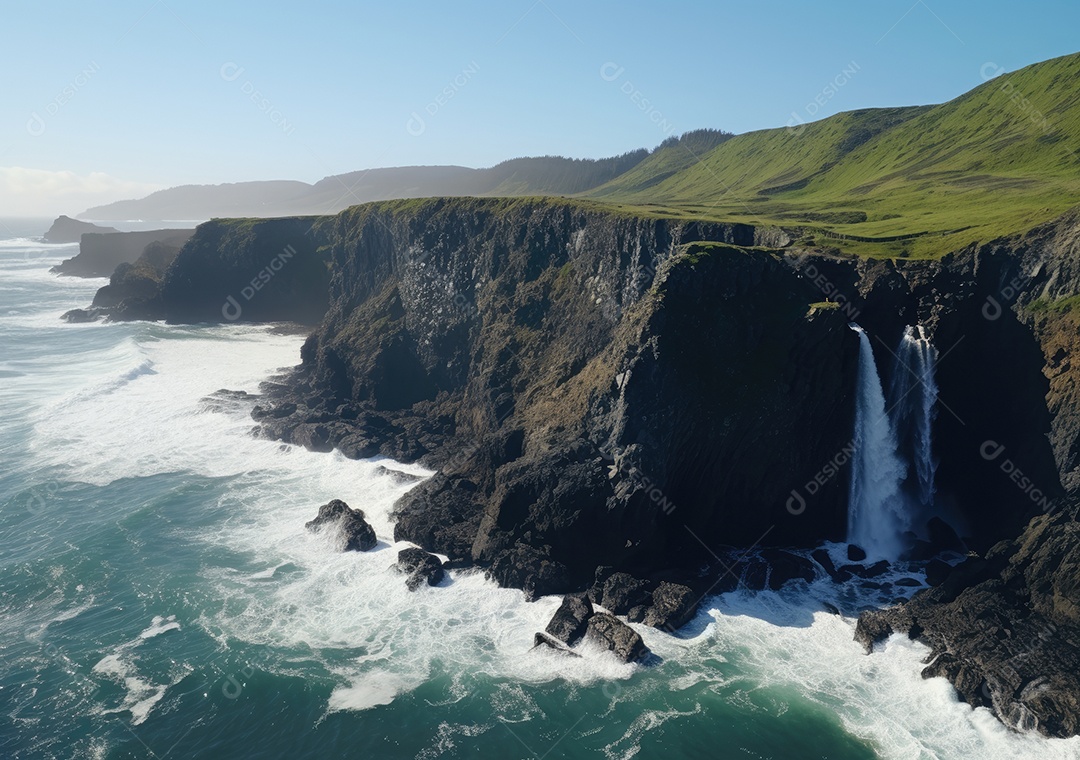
left=0, top=166, right=162, bottom=217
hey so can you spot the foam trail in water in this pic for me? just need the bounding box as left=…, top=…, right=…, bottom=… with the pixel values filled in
left=848, top=324, right=909, bottom=560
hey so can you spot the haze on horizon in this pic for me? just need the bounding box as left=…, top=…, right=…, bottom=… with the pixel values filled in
left=2, top=0, right=1078, bottom=217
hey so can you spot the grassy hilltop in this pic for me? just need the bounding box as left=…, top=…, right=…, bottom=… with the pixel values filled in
left=589, top=52, right=1080, bottom=258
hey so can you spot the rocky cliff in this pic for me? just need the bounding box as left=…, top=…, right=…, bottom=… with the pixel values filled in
left=250, top=198, right=864, bottom=593
left=845, top=209, right=1080, bottom=738
left=250, top=197, right=1080, bottom=734
left=42, top=215, right=117, bottom=244
left=52, top=229, right=194, bottom=278
left=71, top=194, right=1080, bottom=735
left=70, top=217, right=332, bottom=325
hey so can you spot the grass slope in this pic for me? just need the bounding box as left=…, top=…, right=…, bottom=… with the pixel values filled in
left=590, top=52, right=1080, bottom=258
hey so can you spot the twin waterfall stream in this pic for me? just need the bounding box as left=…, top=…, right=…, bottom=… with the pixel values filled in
left=848, top=324, right=940, bottom=561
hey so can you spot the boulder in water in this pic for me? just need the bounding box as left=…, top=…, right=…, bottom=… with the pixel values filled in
left=545, top=593, right=593, bottom=646
left=642, top=582, right=698, bottom=630
left=847, top=544, right=868, bottom=562
left=485, top=543, right=569, bottom=601
left=396, top=547, right=445, bottom=590
left=305, top=499, right=377, bottom=551
left=840, top=560, right=889, bottom=578
left=585, top=613, right=650, bottom=663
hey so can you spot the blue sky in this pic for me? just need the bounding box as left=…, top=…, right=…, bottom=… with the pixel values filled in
left=2, top=0, right=1078, bottom=214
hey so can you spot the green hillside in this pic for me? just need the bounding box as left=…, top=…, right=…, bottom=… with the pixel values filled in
left=590, top=52, right=1080, bottom=258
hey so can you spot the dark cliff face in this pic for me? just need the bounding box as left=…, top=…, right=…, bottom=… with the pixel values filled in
left=160, top=218, right=331, bottom=324
left=261, top=199, right=1080, bottom=588
left=51, top=229, right=194, bottom=278
left=70, top=217, right=333, bottom=325
left=260, top=198, right=862, bottom=587
left=846, top=210, right=1080, bottom=738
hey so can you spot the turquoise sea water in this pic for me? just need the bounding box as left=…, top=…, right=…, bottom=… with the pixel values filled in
left=1, top=219, right=1077, bottom=759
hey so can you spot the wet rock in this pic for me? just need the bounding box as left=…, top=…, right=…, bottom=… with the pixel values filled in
left=544, top=593, right=593, bottom=646
left=760, top=549, right=817, bottom=589
left=847, top=544, right=867, bottom=562
left=925, top=558, right=952, bottom=586
left=855, top=499, right=1080, bottom=738
left=304, top=499, right=377, bottom=551
left=642, top=582, right=698, bottom=630
left=840, top=560, right=890, bottom=579
left=585, top=613, right=650, bottom=663
left=397, top=547, right=445, bottom=590
left=61, top=308, right=101, bottom=323
left=374, top=465, right=425, bottom=484
left=589, top=572, right=652, bottom=614
left=486, top=543, right=569, bottom=601
left=533, top=631, right=581, bottom=657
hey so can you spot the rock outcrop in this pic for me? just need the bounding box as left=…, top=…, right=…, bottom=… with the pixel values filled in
left=855, top=496, right=1080, bottom=738
left=255, top=198, right=851, bottom=595
left=51, top=229, right=193, bottom=277
left=64, top=240, right=185, bottom=322
left=396, top=547, right=445, bottom=590
left=544, top=593, right=594, bottom=646
left=585, top=613, right=650, bottom=663
left=304, top=499, right=377, bottom=552
left=42, top=215, right=117, bottom=244
left=69, top=217, right=332, bottom=324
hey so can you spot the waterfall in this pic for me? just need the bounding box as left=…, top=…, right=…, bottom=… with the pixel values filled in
left=889, top=326, right=939, bottom=507
left=847, top=324, right=911, bottom=561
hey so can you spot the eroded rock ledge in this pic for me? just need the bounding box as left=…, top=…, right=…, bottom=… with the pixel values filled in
left=855, top=497, right=1080, bottom=738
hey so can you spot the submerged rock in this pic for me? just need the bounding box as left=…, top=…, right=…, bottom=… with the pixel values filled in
left=585, top=613, right=650, bottom=663
left=305, top=499, right=377, bottom=551
left=396, top=547, right=445, bottom=590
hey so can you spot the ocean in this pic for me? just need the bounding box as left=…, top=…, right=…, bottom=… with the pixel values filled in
left=1, top=219, right=1077, bottom=759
